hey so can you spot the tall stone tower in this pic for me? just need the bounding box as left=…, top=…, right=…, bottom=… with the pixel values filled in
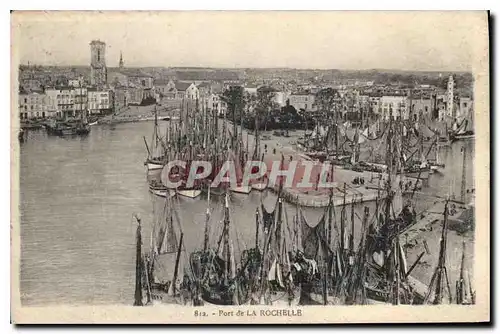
left=446, top=75, right=454, bottom=118
left=90, top=40, right=107, bottom=87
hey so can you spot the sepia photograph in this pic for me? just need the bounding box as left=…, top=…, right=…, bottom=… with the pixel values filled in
left=10, top=10, right=490, bottom=324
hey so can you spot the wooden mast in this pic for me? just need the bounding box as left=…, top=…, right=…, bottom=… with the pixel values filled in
left=460, top=146, right=467, bottom=203
left=255, top=209, right=260, bottom=249
left=133, top=216, right=143, bottom=306
left=171, top=232, right=184, bottom=296
left=340, top=182, right=347, bottom=260
left=424, top=200, right=453, bottom=304
left=203, top=187, right=211, bottom=253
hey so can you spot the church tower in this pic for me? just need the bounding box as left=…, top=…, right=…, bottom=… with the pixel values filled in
left=119, top=51, right=124, bottom=69
left=90, top=40, right=107, bottom=87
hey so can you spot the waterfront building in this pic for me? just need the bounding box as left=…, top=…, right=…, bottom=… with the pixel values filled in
left=73, top=86, right=88, bottom=117
left=88, top=88, right=113, bottom=114
left=90, top=40, right=107, bottom=88
left=18, top=91, right=51, bottom=120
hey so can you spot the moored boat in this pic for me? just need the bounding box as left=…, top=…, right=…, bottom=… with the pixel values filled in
left=176, top=189, right=202, bottom=199
left=230, top=185, right=252, bottom=194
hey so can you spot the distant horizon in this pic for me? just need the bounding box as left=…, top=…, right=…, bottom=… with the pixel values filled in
left=18, top=63, right=471, bottom=74
left=12, top=11, right=483, bottom=73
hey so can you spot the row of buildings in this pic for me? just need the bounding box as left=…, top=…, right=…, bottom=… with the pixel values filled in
left=19, top=80, right=112, bottom=120
left=18, top=40, right=473, bottom=124
left=282, top=76, right=473, bottom=123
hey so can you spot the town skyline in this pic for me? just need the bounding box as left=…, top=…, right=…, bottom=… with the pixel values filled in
left=12, top=11, right=484, bottom=72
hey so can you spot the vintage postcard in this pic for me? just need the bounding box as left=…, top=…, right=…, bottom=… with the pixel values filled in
left=11, top=11, right=490, bottom=324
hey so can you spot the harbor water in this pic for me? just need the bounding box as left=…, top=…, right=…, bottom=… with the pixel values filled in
left=19, top=121, right=475, bottom=306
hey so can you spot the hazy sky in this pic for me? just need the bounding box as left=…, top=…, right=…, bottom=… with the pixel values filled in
left=12, top=11, right=486, bottom=71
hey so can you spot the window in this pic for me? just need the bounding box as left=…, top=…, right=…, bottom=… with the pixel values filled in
left=425, top=106, right=428, bottom=112
left=24, top=98, right=27, bottom=103
left=97, top=50, right=100, bottom=62
left=30, top=105, right=33, bottom=110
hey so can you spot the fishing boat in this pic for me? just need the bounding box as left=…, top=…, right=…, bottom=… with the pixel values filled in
left=176, top=189, right=202, bottom=199
left=422, top=200, right=454, bottom=305
left=45, top=118, right=91, bottom=136
left=450, top=112, right=475, bottom=142
left=134, top=196, right=194, bottom=306
left=149, top=179, right=175, bottom=198
left=455, top=241, right=475, bottom=305
left=359, top=118, right=426, bottom=305
left=144, top=106, right=166, bottom=171
left=253, top=188, right=303, bottom=306
left=190, top=193, right=251, bottom=305
left=230, top=186, right=252, bottom=194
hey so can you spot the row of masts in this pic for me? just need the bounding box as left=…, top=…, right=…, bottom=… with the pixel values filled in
left=133, top=179, right=474, bottom=307
left=135, top=95, right=474, bottom=306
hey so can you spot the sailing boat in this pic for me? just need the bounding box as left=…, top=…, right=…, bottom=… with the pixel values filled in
left=450, top=111, right=475, bottom=141
left=295, top=208, right=331, bottom=305
left=361, top=118, right=422, bottom=305
left=140, top=198, right=192, bottom=305
left=190, top=192, right=250, bottom=305
left=148, top=177, right=176, bottom=198
left=255, top=195, right=302, bottom=306
left=455, top=241, right=475, bottom=305
left=144, top=105, right=166, bottom=171
left=423, top=200, right=453, bottom=305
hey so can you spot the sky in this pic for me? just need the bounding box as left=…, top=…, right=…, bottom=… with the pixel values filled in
left=11, top=11, right=487, bottom=71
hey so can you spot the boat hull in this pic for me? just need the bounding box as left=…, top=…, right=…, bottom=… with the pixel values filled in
left=177, top=189, right=202, bottom=198
left=452, top=134, right=475, bottom=141
left=266, top=286, right=301, bottom=306
left=231, top=185, right=252, bottom=194
left=403, top=169, right=430, bottom=180
left=145, top=161, right=164, bottom=171
left=149, top=188, right=175, bottom=198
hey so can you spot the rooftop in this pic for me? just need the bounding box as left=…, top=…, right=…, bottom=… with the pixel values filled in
left=175, top=82, right=193, bottom=91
